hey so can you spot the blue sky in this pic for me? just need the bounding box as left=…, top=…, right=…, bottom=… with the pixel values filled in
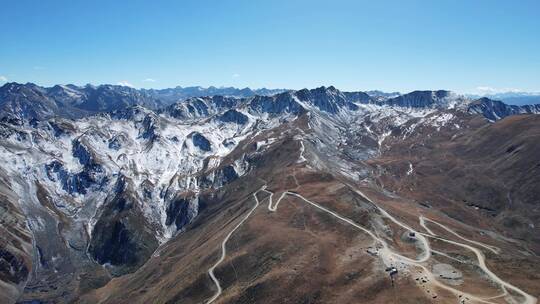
left=0, top=0, right=539, bottom=94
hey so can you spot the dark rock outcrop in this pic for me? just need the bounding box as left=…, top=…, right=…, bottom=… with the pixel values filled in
left=165, top=195, right=199, bottom=230
left=182, top=132, right=212, bottom=152
left=217, top=109, right=249, bottom=125
left=88, top=176, right=159, bottom=276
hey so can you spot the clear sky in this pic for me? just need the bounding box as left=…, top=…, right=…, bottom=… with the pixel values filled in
left=0, top=0, right=539, bottom=94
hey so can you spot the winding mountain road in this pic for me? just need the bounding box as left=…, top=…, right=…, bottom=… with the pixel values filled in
left=206, top=189, right=262, bottom=304
left=420, top=216, right=500, bottom=254
left=205, top=140, right=536, bottom=304
left=264, top=189, right=501, bottom=303
left=419, top=231, right=536, bottom=304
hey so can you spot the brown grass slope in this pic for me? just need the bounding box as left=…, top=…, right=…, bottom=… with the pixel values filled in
left=372, top=114, right=540, bottom=253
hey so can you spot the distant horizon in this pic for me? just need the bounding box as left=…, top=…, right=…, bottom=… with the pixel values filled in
left=3, top=80, right=540, bottom=98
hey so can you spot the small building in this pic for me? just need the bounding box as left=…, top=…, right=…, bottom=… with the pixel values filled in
left=385, top=266, right=398, bottom=276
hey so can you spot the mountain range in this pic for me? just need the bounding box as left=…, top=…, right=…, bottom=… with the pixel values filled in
left=0, top=83, right=539, bottom=304
left=2, top=82, right=539, bottom=122
left=0, top=83, right=287, bottom=121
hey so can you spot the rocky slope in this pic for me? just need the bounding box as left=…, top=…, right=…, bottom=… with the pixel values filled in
left=0, top=85, right=539, bottom=303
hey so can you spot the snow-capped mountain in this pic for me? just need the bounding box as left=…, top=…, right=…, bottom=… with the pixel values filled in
left=1, top=85, right=539, bottom=303
left=0, top=83, right=162, bottom=121
left=143, top=86, right=288, bottom=103
left=3, top=82, right=539, bottom=123
left=0, top=83, right=287, bottom=122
